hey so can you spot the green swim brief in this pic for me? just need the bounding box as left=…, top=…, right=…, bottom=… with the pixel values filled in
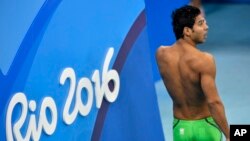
left=173, top=117, right=222, bottom=141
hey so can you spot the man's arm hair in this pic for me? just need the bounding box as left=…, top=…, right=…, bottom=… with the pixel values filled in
left=200, top=53, right=230, bottom=139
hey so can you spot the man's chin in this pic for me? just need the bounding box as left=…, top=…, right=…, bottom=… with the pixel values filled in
left=196, top=40, right=205, bottom=44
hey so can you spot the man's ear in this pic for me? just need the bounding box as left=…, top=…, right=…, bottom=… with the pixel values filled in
left=183, top=27, right=192, bottom=37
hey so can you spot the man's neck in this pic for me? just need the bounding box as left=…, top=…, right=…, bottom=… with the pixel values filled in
left=177, top=38, right=197, bottom=49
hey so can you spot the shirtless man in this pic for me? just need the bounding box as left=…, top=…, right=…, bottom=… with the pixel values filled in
left=156, top=5, right=230, bottom=141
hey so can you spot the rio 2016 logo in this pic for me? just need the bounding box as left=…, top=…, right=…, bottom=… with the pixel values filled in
left=6, top=47, right=120, bottom=141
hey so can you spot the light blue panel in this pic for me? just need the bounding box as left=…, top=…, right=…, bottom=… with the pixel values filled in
left=0, top=0, right=45, bottom=75
left=1, top=0, right=145, bottom=140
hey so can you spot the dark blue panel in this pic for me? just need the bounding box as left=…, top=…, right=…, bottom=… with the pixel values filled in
left=100, top=25, right=164, bottom=141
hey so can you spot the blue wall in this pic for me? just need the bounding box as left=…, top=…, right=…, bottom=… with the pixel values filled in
left=0, top=0, right=165, bottom=140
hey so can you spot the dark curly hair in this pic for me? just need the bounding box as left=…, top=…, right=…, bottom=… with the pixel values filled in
left=172, top=5, right=201, bottom=40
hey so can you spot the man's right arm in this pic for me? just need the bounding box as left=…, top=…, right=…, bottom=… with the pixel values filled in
left=200, top=54, right=230, bottom=140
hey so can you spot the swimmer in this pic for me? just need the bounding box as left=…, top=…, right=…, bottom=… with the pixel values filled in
left=156, top=5, right=230, bottom=141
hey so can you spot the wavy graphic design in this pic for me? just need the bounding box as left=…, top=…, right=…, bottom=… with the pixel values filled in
left=91, top=9, right=146, bottom=141
left=0, top=1, right=62, bottom=140
left=0, top=1, right=147, bottom=140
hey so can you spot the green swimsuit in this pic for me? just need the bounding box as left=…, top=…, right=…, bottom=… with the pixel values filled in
left=173, top=117, right=222, bottom=141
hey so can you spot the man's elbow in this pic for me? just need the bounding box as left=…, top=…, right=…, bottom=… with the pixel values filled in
left=207, top=100, right=224, bottom=109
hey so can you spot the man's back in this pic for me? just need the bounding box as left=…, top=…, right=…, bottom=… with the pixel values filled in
left=156, top=41, right=211, bottom=120
left=159, top=5, right=230, bottom=140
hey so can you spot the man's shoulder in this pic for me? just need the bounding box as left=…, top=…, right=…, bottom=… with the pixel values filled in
left=157, top=45, right=172, bottom=51
left=202, top=51, right=213, bottom=57
left=156, top=45, right=172, bottom=57
left=200, top=52, right=215, bottom=63
left=189, top=51, right=215, bottom=70
left=187, top=50, right=214, bottom=62
left=195, top=52, right=216, bottom=73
